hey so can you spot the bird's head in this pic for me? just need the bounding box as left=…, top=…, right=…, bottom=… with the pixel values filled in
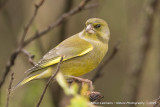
left=82, top=18, right=110, bottom=43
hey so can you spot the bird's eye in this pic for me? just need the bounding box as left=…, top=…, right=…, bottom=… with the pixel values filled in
left=94, top=24, right=101, bottom=28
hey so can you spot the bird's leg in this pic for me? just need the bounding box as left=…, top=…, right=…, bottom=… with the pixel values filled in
left=65, top=75, right=94, bottom=91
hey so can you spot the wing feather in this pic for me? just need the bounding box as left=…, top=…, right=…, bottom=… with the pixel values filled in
left=26, top=34, right=93, bottom=74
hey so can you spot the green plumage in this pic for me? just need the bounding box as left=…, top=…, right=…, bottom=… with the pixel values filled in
left=14, top=18, right=110, bottom=89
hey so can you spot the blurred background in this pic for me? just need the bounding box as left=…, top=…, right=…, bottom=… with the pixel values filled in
left=0, top=0, right=160, bottom=107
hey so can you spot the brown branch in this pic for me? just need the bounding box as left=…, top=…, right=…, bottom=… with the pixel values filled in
left=92, top=42, right=119, bottom=83
left=20, top=0, right=45, bottom=47
left=21, top=49, right=36, bottom=66
left=0, top=0, right=93, bottom=89
left=36, top=56, right=63, bottom=107
left=49, top=2, right=98, bottom=106
left=0, top=49, right=20, bottom=88
left=23, top=0, right=92, bottom=46
left=0, top=0, right=46, bottom=88
left=5, top=73, right=14, bottom=107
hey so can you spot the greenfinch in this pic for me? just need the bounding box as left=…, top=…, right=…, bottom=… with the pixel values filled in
left=15, top=18, right=110, bottom=89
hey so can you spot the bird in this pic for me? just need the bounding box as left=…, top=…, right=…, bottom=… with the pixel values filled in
left=14, top=18, right=110, bottom=89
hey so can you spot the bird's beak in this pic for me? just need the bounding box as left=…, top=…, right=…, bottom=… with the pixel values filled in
left=86, top=24, right=95, bottom=34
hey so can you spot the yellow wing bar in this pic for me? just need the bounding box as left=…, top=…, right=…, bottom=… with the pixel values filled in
left=42, top=46, right=93, bottom=68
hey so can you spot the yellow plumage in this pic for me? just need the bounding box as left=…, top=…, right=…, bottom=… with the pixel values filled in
left=14, top=18, right=110, bottom=89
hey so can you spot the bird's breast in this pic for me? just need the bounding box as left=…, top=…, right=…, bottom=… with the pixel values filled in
left=59, top=42, right=108, bottom=76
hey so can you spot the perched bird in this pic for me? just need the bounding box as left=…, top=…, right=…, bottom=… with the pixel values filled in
left=15, top=18, right=110, bottom=89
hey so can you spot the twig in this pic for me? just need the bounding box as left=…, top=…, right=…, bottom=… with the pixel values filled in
left=0, top=0, right=46, bottom=88
left=23, top=0, right=92, bottom=46
left=21, top=49, right=36, bottom=66
left=92, top=42, right=119, bottom=83
left=0, top=0, right=93, bottom=89
left=5, top=73, right=14, bottom=107
left=36, top=56, right=63, bottom=107
left=20, top=0, right=45, bottom=47
left=0, top=49, right=20, bottom=88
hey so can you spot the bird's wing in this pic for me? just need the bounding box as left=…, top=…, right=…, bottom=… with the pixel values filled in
left=26, top=35, right=93, bottom=74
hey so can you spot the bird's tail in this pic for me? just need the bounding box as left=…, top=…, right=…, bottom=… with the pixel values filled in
left=12, top=67, right=53, bottom=91
left=12, top=74, right=41, bottom=91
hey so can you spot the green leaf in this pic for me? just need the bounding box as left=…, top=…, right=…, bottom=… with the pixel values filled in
left=67, top=95, right=88, bottom=107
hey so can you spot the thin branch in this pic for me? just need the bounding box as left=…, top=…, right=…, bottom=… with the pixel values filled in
left=0, top=49, right=20, bottom=88
left=36, top=56, right=63, bottom=107
left=20, top=0, right=45, bottom=47
left=21, top=49, right=36, bottom=66
left=92, top=43, right=119, bottom=83
left=5, top=73, right=14, bottom=107
left=0, top=0, right=93, bottom=89
left=49, top=2, right=98, bottom=106
left=0, top=0, right=46, bottom=88
left=23, top=0, right=92, bottom=46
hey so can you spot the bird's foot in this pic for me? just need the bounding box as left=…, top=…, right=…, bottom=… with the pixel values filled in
left=65, top=75, right=94, bottom=91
